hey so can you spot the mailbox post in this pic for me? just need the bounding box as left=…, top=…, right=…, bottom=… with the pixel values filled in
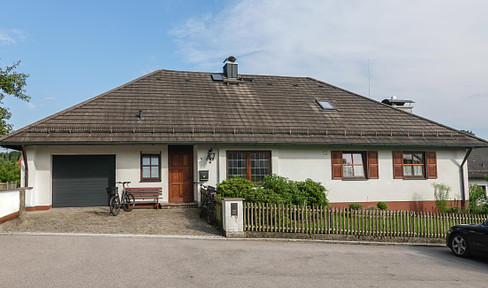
left=221, top=198, right=245, bottom=237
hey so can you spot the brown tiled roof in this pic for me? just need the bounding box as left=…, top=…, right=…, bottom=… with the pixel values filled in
left=1, top=69, right=487, bottom=148
left=468, top=148, right=488, bottom=179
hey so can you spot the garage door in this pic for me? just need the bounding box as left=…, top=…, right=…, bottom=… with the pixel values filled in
left=52, top=155, right=116, bottom=207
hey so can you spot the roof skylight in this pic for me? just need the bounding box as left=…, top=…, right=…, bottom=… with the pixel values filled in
left=316, top=100, right=336, bottom=110
left=211, top=74, right=223, bottom=81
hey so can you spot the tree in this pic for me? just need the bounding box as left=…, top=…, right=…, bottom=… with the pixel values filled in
left=460, top=129, right=475, bottom=136
left=0, top=60, right=30, bottom=135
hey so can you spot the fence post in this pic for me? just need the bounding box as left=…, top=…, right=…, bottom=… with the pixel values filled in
left=221, top=198, right=245, bottom=238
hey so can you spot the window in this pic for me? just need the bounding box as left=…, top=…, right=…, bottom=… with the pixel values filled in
left=331, top=151, right=378, bottom=180
left=141, top=154, right=160, bottom=182
left=393, top=151, right=437, bottom=179
left=316, top=100, right=336, bottom=110
left=227, top=151, right=271, bottom=182
left=403, top=152, right=424, bottom=176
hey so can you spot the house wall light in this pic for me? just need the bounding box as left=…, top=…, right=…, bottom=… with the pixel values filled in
left=207, top=148, right=216, bottom=163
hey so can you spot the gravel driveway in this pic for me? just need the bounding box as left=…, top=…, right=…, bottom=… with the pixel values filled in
left=0, top=207, right=221, bottom=236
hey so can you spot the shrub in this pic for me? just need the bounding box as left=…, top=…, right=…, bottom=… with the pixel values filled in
left=348, top=202, right=362, bottom=210
left=432, top=183, right=451, bottom=213
left=296, top=178, right=328, bottom=206
left=217, top=177, right=257, bottom=199
left=469, top=184, right=488, bottom=214
left=377, top=201, right=388, bottom=210
left=216, top=174, right=328, bottom=206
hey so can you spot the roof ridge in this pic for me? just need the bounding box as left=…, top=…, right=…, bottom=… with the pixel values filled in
left=0, top=70, right=163, bottom=143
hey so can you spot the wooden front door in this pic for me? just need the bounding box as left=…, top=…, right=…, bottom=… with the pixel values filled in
left=169, top=146, right=194, bottom=203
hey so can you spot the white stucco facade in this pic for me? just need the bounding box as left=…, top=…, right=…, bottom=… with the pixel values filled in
left=21, top=144, right=469, bottom=209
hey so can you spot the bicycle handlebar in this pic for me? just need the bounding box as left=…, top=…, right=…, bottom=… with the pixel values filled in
left=116, top=181, right=131, bottom=185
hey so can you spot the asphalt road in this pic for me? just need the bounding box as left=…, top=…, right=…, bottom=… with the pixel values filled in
left=1, top=234, right=487, bottom=288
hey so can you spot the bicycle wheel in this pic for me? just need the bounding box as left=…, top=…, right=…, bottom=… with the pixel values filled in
left=109, top=196, right=120, bottom=216
left=200, top=197, right=208, bottom=218
left=123, top=193, right=135, bottom=212
left=206, top=201, right=216, bottom=224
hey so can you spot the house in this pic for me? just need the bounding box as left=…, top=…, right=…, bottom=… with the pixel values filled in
left=468, top=148, right=488, bottom=196
left=1, top=60, right=487, bottom=211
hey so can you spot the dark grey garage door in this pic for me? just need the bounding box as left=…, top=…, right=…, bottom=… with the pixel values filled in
left=52, top=155, right=116, bottom=207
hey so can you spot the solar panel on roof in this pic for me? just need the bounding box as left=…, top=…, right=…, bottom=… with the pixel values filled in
left=211, top=74, right=223, bottom=81
left=316, top=100, right=336, bottom=110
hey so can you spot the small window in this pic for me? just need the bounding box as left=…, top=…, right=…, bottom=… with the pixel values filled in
left=227, top=151, right=271, bottom=183
left=316, top=100, right=335, bottom=110
left=342, top=152, right=365, bottom=177
left=141, top=154, right=161, bottom=182
left=211, top=74, right=223, bottom=81
left=403, top=152, right=424, bottom=177
left=332, top=151, right=378, bottom=180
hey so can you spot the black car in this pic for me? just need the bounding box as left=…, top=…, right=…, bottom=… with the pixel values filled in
left=446, top=220, right=488, bottom=257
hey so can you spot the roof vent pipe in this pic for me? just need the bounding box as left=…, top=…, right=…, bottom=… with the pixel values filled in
left=223, top=56, right=238, bottom=79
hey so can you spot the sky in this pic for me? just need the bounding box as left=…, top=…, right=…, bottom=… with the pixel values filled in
left=1, top=0, right=488, bottom=140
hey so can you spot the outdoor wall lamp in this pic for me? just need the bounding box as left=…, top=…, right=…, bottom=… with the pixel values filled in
left=207, top=148, right=216, bottom=163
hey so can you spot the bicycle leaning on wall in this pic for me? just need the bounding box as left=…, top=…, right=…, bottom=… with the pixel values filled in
left=108, top=181, right=136, bottom=216
left=200, top=184, right=217, bottom=224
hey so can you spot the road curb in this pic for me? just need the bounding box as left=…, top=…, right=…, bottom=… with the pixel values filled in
left=0, top=231, right=445, bottom=247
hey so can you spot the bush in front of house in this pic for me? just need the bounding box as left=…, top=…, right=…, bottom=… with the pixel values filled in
left=216, top=174, right=328, bottom=206
left=469, top=184, right=488, bottom=214
left=432, top=182, right=451, bottom=213
left=377, top=201, right=388, bottom=210
left=348, top=202, right=363, bottom=210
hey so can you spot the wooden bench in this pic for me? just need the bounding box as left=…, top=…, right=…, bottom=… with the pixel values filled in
left=126, top=187, right=162, bottom=209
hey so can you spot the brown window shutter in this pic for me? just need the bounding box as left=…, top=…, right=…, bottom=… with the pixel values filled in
left=331, top=151, right=343, bottom=180
left=426, top=152, right=437, bottom=179
left=367, top=151, right=379, bottom=179
left=392, top=151, right=403, bottom=179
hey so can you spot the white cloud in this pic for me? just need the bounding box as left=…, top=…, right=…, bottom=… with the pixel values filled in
left=0, top=31, right=16, bottom=45
left=26, top=102, right=37, bottom=110
left=0, top=29, right=27, bottom=45
left=169, top=0, right=488, bottom=139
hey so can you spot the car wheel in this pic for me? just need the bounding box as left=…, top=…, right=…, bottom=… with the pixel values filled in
left=450, top=234, right=470, bottom=257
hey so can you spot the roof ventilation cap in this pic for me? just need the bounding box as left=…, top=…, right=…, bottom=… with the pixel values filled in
left=137, top=110, right=146, bottom=121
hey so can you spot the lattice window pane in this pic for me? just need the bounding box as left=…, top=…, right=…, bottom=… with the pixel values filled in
left=228, top=152, right=247, bottom=178
left=251, top=152, right=270, bottom=182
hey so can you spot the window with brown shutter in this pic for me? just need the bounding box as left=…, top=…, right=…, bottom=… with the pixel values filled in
left=331, top=151, right=343, bottom=180
left=392, top=151, right=437, bottom=179
left=368, top=151, right=379, bottom=179
left=392, top=151, right=404, bottom=179
left=426, top=152, right=437, bottom=179
left=331, top=151, right=378, bottom=180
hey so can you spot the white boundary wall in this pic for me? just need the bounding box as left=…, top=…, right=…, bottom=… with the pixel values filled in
left=0, top=190, right=19, bottom=220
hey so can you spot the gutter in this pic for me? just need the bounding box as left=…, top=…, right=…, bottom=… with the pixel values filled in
left=21, top=146, right=28, bottom=187
left=460, top=148, right=473, bottom=210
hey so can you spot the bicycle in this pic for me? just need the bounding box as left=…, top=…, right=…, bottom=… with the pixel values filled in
left=109, top=181, right=136, bottom=216
left=200, top=184, right=217, bottom=224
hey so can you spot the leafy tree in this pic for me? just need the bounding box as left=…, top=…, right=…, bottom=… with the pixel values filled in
left=0, top=60, right=30, bottom=135
left=0, top=158, right=20, bottom=185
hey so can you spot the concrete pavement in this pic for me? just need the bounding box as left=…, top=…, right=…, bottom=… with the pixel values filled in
left=1, top=233, right=487, bottom=288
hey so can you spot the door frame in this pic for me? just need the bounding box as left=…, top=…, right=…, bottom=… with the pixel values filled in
left=168, top=145, right=194, bottom=203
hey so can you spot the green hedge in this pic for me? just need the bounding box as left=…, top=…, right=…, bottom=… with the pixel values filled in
left=216, top=174, right=328, bottom=206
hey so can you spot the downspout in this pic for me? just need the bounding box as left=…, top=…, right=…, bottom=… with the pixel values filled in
left=460, top=147, right=473, bottom=210
left=21, top=145, right=29, bottom=187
